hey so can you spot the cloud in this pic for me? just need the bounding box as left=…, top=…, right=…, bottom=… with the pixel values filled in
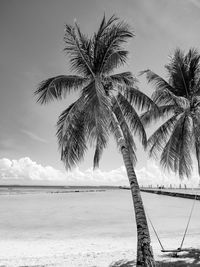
left=0, top=157, right=199, bottom=187
left=136, top=161, right=200, bottom=188
left=21, top=129, right=47, bottom=143
left=0, top=157, right=64, bottom=181
left=0, top=157, right=127, bottom=185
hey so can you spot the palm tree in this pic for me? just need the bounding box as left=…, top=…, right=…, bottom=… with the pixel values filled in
left=35, top=15, right=156, bottom=266
left=141, top=48, right=200, bottom=179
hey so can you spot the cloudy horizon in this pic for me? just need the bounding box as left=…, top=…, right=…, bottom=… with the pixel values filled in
left=0, top=156, right=199, bottom=188
left=1, top=0, right=200, bottom=186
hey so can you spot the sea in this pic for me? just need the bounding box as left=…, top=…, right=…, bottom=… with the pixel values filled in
left=0, top=186, right=200, bottom=242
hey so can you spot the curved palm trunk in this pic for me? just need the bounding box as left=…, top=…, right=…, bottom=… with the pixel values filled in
left=111, top=112, right=155, bottom=267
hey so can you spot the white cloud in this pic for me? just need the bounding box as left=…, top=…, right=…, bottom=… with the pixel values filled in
left=0, top=157, right=65, bottom=181
left=136, top=161, right=200, bottom=188
left=0, top=157, right=199, bottom=187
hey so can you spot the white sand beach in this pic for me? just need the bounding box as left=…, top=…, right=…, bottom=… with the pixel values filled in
left=0, top=190, right=200, bottom=266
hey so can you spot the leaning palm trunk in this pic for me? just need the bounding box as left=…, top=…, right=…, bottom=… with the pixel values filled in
left=111, top=112, right=155, bottom=267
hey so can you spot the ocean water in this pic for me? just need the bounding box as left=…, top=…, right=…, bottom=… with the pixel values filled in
left=0, top=189, right=199, bottom=244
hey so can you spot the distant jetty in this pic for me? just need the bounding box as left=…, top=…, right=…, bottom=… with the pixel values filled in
left=140, top=188, right=200, bottom=200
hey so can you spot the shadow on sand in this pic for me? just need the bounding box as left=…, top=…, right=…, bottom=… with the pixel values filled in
left=109, top=248, right=200, bottom=267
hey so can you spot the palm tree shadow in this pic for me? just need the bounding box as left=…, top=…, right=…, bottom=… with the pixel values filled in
left=157, top=248, right=200, bottom=266
left=109, top=248, right=200, bottom=267
left=109, top=259, right=135, bottom=267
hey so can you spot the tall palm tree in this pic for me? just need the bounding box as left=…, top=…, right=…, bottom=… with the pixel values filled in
left=141, top=48, right=200, bottom=178
left=35, top=15, right=156, bottom=266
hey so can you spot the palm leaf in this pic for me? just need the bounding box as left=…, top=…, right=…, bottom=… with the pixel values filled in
left=57, top=102, right=87, bottom=169
left=186, top=48, right=200, bottom=94
left=35, top=75, right=88, bottom=104
left=165, top=48, right=190, bottom=97
left=123, top=86, right=157, bottom=111
left=160, top=114, right=193, bottom=178
left=102, top=50, right=129, bottom=74
left=112, top=97, right=137, bottom=165
left=147, top=114, right=179, bottom=158
left=140, top=105, right=176, bottom=126
left=64, top=24, right=94, bottom=76
left=140, top=69, right=174, bottom=93
left=117, top=93, right=147, bottom=147
left=81, top=81, right=110, bottom=168
left=57, top=103, right=75, bottom=149
left=152, top=88, right=190, bottom=108
left=109, top=72, right=136, bottom=87
left=93, top=15, right=118, bottom=61
left=94, top=18, right=134, bottom=74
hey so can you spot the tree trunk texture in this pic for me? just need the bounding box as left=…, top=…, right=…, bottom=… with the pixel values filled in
left=111, top=112, right=156, bottom=267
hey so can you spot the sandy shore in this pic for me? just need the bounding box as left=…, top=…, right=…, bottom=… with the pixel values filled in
left=0, top=236, right=200, bottom=267
left=1, top=190, right=200, bottom=266
left=0, top=238, right=136, bottom=267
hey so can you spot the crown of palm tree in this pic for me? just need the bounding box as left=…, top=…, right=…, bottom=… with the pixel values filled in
left=35, top=15, right=155, bottom=170
left=141, top=48, right=200, bottom=178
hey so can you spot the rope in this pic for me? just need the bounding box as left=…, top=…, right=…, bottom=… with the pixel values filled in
left=146, top=210, right=165, bottom=251
left=179, top=194, right=196, bottom=249
left=145, top=190, right=197, bottom=252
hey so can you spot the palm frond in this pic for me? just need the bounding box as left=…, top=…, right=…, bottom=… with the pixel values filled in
left=57, top=103, right=75, bottom=149
left=165, top=48, right=190, bottom=98
left=74, top=22, right=94, bottom=68
left=160, top=114, right=193, bottom=178
left=112, top=97, right=137, bottom=165
left=93, top=15, right=118, bottom=59
left=82, top=79, right=111, bottom=116
left=94, top=15, right=118, bottom=44
left=56, top=99, right=87, bottom=169
left=81, top=81, right=110, bottom=168
left=102, top=50, right=129, bottom=74
left=64, top=24, right=94, bottom=76
left=140, top=105, right=176, bottom=126
left=186, top=48, right=200, bottom=94
left=35, top=75, right=88, bottom=104
left=85, top=107, right=109, bottom=169
left=147, top=114, right=179, bottom=158
left=152, top=88, right=190, bottom=108
left=117, top=93, right=147, bottom=147
left=93, top=18, right=134, bottom=74
left=123, top=86, right=157, bottom=111
left=108, top=72, right=137, bottom=87
left=195, top=78, right=200, bottom=96
left=92, top=124, right=109, bottom=168
left=140, top=69, right=175, bottom=94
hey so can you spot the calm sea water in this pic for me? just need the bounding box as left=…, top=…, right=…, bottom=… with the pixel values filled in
left=0, top=189, right=200, bottom=244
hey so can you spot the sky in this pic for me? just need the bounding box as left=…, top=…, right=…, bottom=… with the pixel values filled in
left=1, top=0, right=200, bottom=186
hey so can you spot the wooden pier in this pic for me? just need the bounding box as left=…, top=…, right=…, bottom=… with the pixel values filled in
left=140, top=188, right=200, bottom=200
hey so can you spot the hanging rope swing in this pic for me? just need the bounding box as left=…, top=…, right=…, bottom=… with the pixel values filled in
left=146, top=194, right=196, bottom=254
